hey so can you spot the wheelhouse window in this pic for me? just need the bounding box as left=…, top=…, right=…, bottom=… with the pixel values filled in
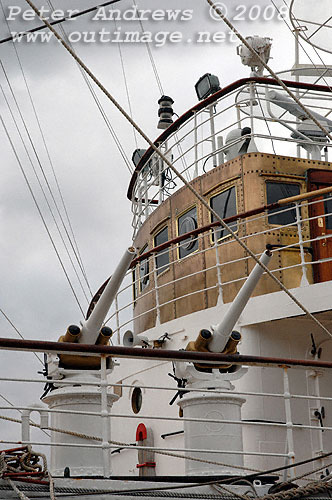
left=324, top=193, right=332, bottom=230
left=139, top=245, right=149, bottom=292
left=210, top=186, right=237, bottom=240
left=178, top=207, right=198, bottom=259
left=154, top=226, right=169, bottom=275
left=266, top=182, right=300, bottom=225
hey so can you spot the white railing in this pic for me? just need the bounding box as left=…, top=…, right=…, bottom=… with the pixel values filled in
left=129, top=79, right=332, bottom=232
left=1, top=345, right=332, bottom=480
left=106, top=195, right=332, bottom=342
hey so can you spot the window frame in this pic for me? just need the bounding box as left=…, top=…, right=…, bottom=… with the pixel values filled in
left=176, top=205, right=199, bottom=260
left=208, top=184, right=238, bottom=243
left=265, top=180, right=301, bottom=227
left=153, top=225, right=170, bottom=276
left=137, top=244, right=150, bottom=294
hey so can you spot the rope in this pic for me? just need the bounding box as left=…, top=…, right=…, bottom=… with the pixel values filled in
left=212, top=482, right=251, bottom=500
left=22, top=0, right=332, bottom=341
left=6, top=413, right=332, bottom=498
left=6, top=479, right=31, bottom=500
left=0, top=452, right=7, bottom=476
left=0, top=414, right=263, bottom=474
left=260, top=480, right=332, bottom=500
left=48, top=471, right=57, bottom=500
left=292, top=460, right=332, bottom=483
left=0, top=448, right=47, bottom=500
left=0, top=0, right=123, bottom=45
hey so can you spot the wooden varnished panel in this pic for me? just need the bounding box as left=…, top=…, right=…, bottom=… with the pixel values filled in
left=170, top=177, right=207, bottom=318
left=132, top=154, right=332, bottom=333
left=242, top=154, right=317, bottom=291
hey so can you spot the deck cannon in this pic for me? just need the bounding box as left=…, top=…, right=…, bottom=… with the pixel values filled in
left=176, top=249, right=272, bottom=477
left=42, top=246, right=136, bottom=478
left=184, top=248, right=272, bottom=371
left=48, top=246, right=136, bottom=372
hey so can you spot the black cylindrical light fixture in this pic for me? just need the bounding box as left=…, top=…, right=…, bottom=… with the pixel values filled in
left=158, top=95, right=174, bottom=130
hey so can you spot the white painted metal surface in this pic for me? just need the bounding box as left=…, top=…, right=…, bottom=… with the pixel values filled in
left=80, top=247, right=136, bottom=345
left=209, top=250, right=272, bottom=353
left=43, top=378, right=119, bottom=477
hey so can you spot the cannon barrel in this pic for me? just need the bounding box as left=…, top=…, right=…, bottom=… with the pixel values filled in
left=79, top=246, right=136, bottom=345
left=59, top=325, right=81, bottom=343
left=208, top=250, right=272, bottom=353
left=96, top=326, right=113, bottom=346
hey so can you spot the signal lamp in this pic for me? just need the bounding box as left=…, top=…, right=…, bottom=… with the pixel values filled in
left=195, top=73, right=221, bottom=101
left=132, top=149, right=147, bottom=167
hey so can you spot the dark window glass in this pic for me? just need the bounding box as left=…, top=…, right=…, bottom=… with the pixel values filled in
left=178, top=207, right=198, bottom=258
left=210, top=187, right=237, bottom=240
left=132, top=269, right=137, bottom=303
left=324, top=193, right=332, bottom=230
left=198, top=79, right=210, bottom=99
left=154, top=227, right=169, bottom=275
left=267, top=182, right=300, bottom=225
left=139, top=246, right=149, bottom=291
left=131, top=387, right=142, bottom=414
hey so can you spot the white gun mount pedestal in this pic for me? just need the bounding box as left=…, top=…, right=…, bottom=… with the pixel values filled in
left=177, top=251, right=272, bottom=476
left=178, top=366, right=247, bottom=476
left=43, top=246, right=136, bottom=478
left=43, top=380, right=119, bottom=477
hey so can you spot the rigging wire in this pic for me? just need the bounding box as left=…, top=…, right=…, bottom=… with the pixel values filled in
left=131, top=0, right=191, bottom=182
left=0, top=0, right=123, bottom=45
left=0, top=72, right=90, bottom=306
left=267, top=0, right=332, bottom=120
left=270, top=0, right=332, bottom=94
left=0, top=309, right=43, bottom=365
left=44, top=0, right=133, bottom=176
left=0, top=329, right=51, bottom=439
left=113, top=18, right=139, bottom=149
left=0, top=111, right=85, bottom=316
left=0, top=0, right=93, bottom=298
left=132, top=0, right=164, bottom=96
left=255, top=87, right=277, bottom=155
left=23, top=0, right=332, bottom=340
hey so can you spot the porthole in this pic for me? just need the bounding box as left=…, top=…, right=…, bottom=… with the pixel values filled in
left=139, top=245, right=149, bottom=292
left=177, top=207, right=198, bottom=258
left=140, top=259, right=149, bottom=286
left=179, top=216, right=197, bottom=251
left=131, top=387, right=142, bottom=414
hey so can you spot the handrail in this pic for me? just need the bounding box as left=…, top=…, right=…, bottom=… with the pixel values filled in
left=127, top=76, right=332, bottom=201
left=1, top=337, right=332, bottom=369
left=130, top=185, right=332, bottom=266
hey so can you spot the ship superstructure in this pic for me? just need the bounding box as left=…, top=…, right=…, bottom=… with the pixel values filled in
left=1, top=1, right=332, bottom=499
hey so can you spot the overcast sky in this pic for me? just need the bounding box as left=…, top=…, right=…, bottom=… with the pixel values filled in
left=0, top=0, right=331, bottom=429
